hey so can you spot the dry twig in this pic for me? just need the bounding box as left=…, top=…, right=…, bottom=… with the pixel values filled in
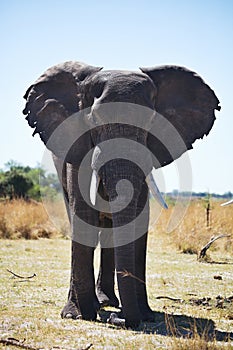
left=81, top=344, right=93, bottom=350
left=7, top=269, right=36, bottom=279
left=117, top=269, right=145, bottom=284
left=155, top=296, right=183, bottom=302
left=0, top=338, right=93, bottom=350
left=0, top=338, right=40, bottom=349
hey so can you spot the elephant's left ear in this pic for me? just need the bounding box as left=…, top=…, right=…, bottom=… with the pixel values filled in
left=140, top=65, right=220, bottom=167
left=23, top=61, right=103, bottom=116
left=23, top=61, right=102, bottom=160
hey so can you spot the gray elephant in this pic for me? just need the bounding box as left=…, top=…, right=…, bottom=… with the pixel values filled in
left=23, top=61, right=220, bottom=328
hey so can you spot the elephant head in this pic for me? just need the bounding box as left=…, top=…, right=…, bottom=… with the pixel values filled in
left=23, top=61, right=220, bottom=328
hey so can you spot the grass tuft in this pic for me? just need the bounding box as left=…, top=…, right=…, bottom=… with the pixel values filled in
left=0, top=199, right=60, bottom=239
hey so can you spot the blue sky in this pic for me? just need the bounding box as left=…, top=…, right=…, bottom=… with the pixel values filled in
left=0, top=0, right=232, bottom=193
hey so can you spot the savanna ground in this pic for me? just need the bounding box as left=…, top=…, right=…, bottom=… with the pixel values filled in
left=0, top=198, right=233, bottom=349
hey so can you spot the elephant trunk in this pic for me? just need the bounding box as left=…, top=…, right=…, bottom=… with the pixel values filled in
left=90, top=146, right=168, bottom=209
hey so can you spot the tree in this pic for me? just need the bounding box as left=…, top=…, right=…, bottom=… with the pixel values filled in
left=0, top=161, right=61, bottom=200
left=0, top=169, right=33, bottom=199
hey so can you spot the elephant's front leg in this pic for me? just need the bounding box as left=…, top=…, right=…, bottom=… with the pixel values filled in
left=61, top=241, right=98, bottom=320
left=111, top=194, right=142, bottom=329
left=61, top=164, right=99, bottom=320
left=135, top=182, right=154, bottom=321
left=135, top=233, right=154, bottom=321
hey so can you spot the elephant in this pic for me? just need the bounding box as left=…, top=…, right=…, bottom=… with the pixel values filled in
left=23, top=61, right=220, bottom=328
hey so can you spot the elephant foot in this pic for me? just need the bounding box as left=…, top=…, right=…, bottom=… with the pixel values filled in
left=110, top=306, right=154, bottom=324
left=61, top=298, right=98, bottom=321
left=107, top=312, right=125, bottom=327
left=107, top=313, right=140, bottom=329
left=61, top=300, right=81, bottom=319
left=107, top=311, right=153, bottom=329
left=96, top=288, right=119, bottom=308
left=107, top=309, right=152, bottom=329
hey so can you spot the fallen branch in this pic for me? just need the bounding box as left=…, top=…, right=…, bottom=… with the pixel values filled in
left=0, top=338, right=40, bottom=349
left=7, top=269, right=36, bottom=279
left=198, top=234, right=231, bottom=260
left=0, top=338, right=93, bottom=350
left=82, top=344, right=93, bottom=350
left=155, top=296, right=183, bottom=302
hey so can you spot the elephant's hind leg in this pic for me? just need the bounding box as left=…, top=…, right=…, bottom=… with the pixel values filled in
left=96, top=216, right=119, bottom=308
left=96, top=248, right=119, bottom=307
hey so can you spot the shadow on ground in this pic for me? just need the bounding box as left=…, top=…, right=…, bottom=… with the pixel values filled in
left=99, top=309, right=233, bottom=341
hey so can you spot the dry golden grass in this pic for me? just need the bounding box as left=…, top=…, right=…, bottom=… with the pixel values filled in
left=0, top=197, right=232, bottom=260
left=0, top=198, right=232, bottom=349
left=149, top=198, right=233, bottom=258
left=0, top=199, right=60, bottom=239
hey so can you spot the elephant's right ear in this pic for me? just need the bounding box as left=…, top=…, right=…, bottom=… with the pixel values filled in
left=140, top=65, right=220, bottom=167
left=23, top=61, right=102, bottom=163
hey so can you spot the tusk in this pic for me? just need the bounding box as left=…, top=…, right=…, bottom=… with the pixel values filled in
left=90, top=169, right=100, bottom=206
left=90, top=146, right=101, bottom=206
left=221, top=198, right=233, bottom=207
left=146, top=171, right=168, bottom=209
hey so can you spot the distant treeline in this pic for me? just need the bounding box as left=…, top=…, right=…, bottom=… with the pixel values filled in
left=0, top=161, right=60, bottom=201
left=166, top=189, right=232, bottom=200
left=0, top=161, right=232, bottom=201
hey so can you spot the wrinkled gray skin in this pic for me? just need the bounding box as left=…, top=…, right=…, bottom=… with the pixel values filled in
left=23, top=61, right=220, bottom=328
left=53, top=155, right=120, bottom=313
